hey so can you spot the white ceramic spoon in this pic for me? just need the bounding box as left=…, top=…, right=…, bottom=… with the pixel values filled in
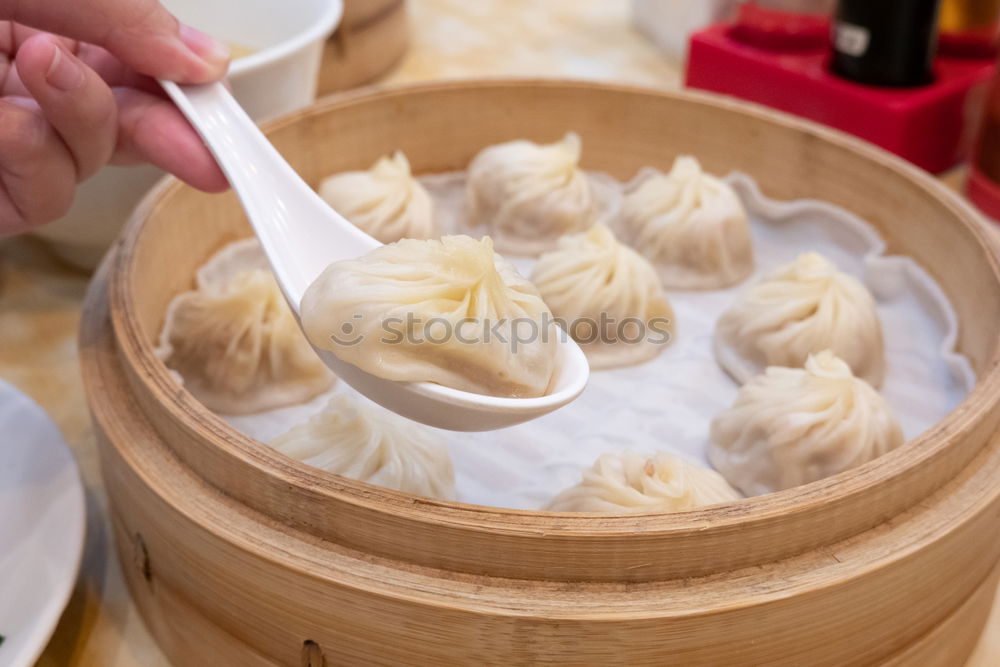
left=160, top=81, right=589, bottom=431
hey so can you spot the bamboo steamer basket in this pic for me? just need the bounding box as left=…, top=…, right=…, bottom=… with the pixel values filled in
left=319, top=0, right=409, bottom=94
left=80, top=80, right=1000, bottom=666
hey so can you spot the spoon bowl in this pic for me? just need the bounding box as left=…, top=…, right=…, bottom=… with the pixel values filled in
left=160, top=81, right=589, bottom=431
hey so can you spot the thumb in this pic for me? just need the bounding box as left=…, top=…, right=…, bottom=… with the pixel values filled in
left=3, top=0, right=230, bottom=84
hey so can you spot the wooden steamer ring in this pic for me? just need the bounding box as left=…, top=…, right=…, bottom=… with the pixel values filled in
left=80, top=81, right=1000, bottom=666
left=318, top=0, right=409, bottom=94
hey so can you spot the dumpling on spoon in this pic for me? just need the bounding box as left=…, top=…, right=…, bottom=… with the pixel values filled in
left=319, top=151, right=438, bottom=243
left=300, top=235, right=559, bottom=398
left=157, top=239, right=336, bottom=415
left=466, top=133, right=599, bottom=256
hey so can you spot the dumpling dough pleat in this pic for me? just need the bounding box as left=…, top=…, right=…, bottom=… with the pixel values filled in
left=709, top=350, right=904, bottom=496
left=157, top=239, right=335, bottom=415
left=618, top=156, right=753, bottom=289
left=319, top=151, right=437, bottom=243
left=531, top=224, right=674, bottom=369
left=546, top=450, right=740, bottom=513
left=714, top=252, right=886, bottom=386
left=272, top=394, right=455, bottom=499
left=466, top=132, right=599, bottom=256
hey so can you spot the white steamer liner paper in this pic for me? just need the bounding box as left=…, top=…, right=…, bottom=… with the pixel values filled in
left=227, top=170, right=976, bottom=510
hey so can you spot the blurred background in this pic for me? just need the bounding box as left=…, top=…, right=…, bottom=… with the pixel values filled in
left=26, top=0, right=1000, bottom=271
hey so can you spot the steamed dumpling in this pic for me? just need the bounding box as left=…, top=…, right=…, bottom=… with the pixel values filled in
left=709, top=351, right=904, bottom=496
left=319, top=151, right=437, bottom=243
left=531, top=224, right=674, bottom=369
left=301, top=235, right=558, bottom=398
left=618, top=156, right=753, bottom=289
left=271, top=394, right=455, bottom=499
left=157, top=239, right=335, bottom=415
left=546, top=451, right=740, bottom=513
left=714, top=252, right=885, bottom=386
left=466, top=132, right=599, bottom=256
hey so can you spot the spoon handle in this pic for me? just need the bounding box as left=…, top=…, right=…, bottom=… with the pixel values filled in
left=158, top=80, right=343, bottom=303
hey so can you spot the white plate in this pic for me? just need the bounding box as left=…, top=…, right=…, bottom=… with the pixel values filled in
left=0, top=380, right=86, bottom=667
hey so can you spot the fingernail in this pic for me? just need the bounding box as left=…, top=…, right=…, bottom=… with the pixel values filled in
left=46, top=43, right=84, bottom=92
left=179, top=24, right=230, bottom=69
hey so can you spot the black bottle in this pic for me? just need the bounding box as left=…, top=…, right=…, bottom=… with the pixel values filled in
left=831, top=0, right=943, bottom=87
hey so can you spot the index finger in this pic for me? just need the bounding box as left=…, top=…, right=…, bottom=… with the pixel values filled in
left=0, top=0, right=229, bottom=84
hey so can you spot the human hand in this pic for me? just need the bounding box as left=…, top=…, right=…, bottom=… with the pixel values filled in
left=0, top=0, right=231, bottom=236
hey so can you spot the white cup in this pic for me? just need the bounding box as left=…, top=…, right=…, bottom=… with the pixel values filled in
left=33, top=0, right=344, bottom=270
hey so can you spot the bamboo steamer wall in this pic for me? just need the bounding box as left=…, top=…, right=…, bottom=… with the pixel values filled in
left=319, top=0, right=409, bottom=93
left=80, top=81, right=1000, bottom=666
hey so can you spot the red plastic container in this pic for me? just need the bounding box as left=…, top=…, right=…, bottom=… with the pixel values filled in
left=686, top=24, right=995, bottom=173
